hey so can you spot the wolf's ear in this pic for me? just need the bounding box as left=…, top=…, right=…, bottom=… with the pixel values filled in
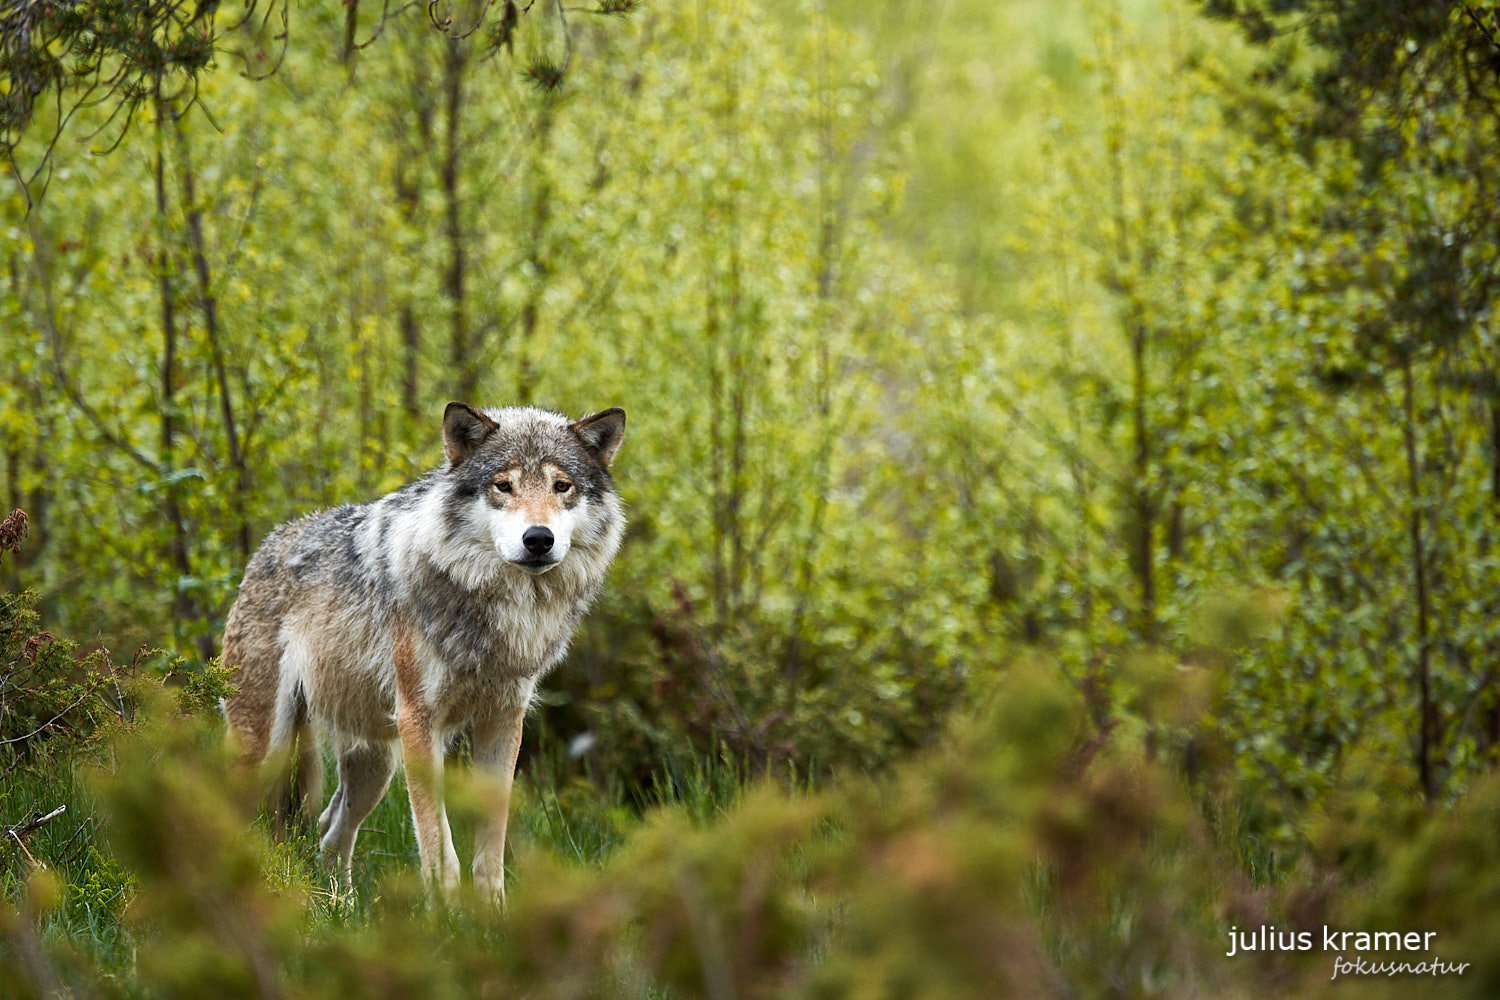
left=443, top=402, right=499, bottom=466
left=571, top=407, right=626, bottom=467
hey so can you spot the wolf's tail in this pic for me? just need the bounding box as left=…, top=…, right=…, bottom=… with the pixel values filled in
left=268, top=680, right=324, bottom=837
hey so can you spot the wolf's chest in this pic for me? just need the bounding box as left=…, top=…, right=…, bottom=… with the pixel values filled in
left=416, top=582, right=580, bottom=680
left=422, top=593, right=578, bottom=728
left=486, top=592, right=580, bottom=667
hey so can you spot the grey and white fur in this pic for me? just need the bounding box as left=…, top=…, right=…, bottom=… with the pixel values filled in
left=222, top=403, right=625, bottom=898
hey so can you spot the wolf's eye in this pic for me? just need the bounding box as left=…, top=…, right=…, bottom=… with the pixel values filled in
left=554, top=480, right=572, bottom=494
left=494, top=481, right=513, bottom=494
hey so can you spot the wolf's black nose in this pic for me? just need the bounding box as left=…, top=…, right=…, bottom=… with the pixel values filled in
left=522, top=526, right=554, bottom=555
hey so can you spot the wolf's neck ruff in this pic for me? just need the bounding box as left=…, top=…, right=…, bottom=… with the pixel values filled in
left=222, top=402, right=626, bottom=898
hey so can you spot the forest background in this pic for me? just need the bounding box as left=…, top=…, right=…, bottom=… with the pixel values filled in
left=2, top=0, right=1500, bottom=997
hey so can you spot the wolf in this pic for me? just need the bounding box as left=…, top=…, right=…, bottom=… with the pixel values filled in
left=221, top=402, right=625, bottom=899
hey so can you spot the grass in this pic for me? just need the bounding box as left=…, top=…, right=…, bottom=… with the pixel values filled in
left=1, top=721, right=759, bottom=990
left=11, top=665, right=1464, bottom=1000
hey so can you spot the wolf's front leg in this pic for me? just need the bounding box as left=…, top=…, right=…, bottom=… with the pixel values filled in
left=471, top=700, right=528, bottom=904
left=397, top=704, right=460, bottom=893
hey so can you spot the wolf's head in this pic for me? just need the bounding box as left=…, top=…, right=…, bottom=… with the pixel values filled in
left=440, top=402, right=625, bottom=575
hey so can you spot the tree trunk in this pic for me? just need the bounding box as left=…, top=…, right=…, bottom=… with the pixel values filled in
left=1131, top=313, right=1156, bottom=639
left=154, top=104, right=199, bottom=648
left=175, top=110, right=252, bottom=566
left=516, top=101, right=556, bottom=405
left=1101, top=12, right=1156, bottom=640
left=1401, top=355, right=1435, bottom=802
left=442, top=35, right=474, bottom=401
left=397, top=157, right=421, bottom=421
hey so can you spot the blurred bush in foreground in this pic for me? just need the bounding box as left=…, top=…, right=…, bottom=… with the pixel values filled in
left=4, top=617, right=1495, bottom=999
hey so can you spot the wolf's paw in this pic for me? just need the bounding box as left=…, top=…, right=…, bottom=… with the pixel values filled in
left=473, top=860, right=507, bottom=908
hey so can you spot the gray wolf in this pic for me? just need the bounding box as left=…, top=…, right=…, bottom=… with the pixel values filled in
left=222, top=402, right=625, bottom=898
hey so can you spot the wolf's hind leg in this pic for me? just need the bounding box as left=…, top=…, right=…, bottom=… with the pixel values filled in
left=317, top=735, right=348, bottom=840
left=317, top=784, right=344, bottom=840
left=320, top=741, right=397, bottom=886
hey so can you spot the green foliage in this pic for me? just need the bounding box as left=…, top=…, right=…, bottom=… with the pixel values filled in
left=66, top=846, right=137, bottom=922
left=0, top=0, right=214, bottom=166
left=0, top=591, right=121, bottom=761
left=0, top=0, right=634, bottom=202
left=3, top=0, right=1500, bottom=993
left=5, top=649, right=1497, bottom=999
left=4, top=0, right=978, bottom=783
left=818, top=0, right=1500, bottom=824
